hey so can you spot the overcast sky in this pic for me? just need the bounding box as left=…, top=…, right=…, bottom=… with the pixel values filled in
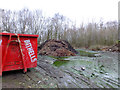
left=0, top=0, right=119, bottom=25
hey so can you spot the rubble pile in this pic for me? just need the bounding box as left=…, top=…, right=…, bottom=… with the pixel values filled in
left=101, top=43, right=120, bottom=52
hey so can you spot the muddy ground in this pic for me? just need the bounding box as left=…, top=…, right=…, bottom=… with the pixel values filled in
left=1, top=49, right=120, bottom=88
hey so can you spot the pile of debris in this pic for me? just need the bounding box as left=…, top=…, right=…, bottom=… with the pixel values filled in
left=38, top=39, right=78, bottom=57
left=101, top=43, right=120, bottom=52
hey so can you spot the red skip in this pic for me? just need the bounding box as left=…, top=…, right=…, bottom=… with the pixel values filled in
left=0, top=33, right=38, bottom=76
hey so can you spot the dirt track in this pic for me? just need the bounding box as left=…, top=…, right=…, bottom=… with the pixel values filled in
left=2, top=50, right=120, bottom=88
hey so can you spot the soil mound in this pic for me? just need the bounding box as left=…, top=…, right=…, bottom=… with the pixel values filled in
left=101, top=43, right=120, bottom=52
left=38, top=39, right=78, bottom=56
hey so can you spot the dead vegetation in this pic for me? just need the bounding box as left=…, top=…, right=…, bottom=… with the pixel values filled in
left=1, top=9, right=118, bottom=49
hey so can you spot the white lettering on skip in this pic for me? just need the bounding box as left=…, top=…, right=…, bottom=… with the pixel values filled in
left=24, top=40, right=37, bottom=62
left=0, top=40, right=2, bottom=46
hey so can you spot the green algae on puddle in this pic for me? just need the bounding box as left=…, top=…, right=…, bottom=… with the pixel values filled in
left=53, top=60, right=70, bottom=67
left=49, top=56, right=70, bottom=60
left=53, top=59, right=93, bottom=67
left=76, top=49, right=98, bottom=57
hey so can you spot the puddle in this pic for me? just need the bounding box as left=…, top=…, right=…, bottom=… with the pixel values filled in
left=76, top=49, right=100, bottom=57
left=53, top=59, right=93, bottom=68
left=49, top=56, right=70, bottom=60
left=53, top=60, right=70, bottom=67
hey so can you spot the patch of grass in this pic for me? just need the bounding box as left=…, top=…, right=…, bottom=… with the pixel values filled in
left=77, top=50, right=98, bottom=57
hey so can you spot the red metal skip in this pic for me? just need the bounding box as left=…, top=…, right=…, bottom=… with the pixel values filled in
left=0, top=33, right=38, bottom=76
